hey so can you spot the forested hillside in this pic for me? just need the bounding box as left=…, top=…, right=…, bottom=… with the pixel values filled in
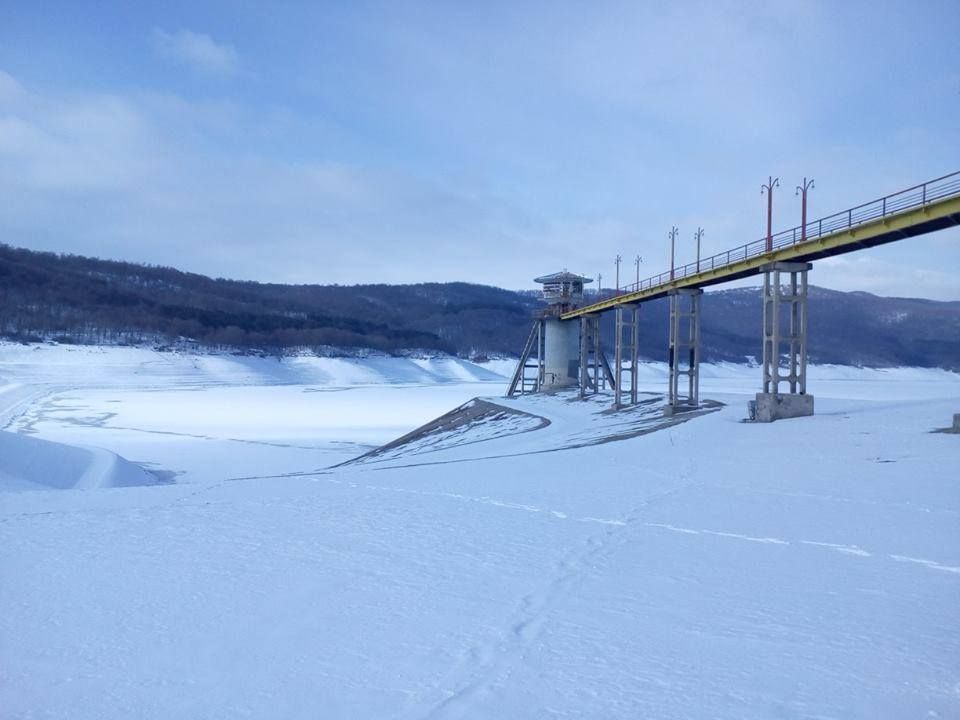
left=0, top=244, right=540, bottom=356
left=2, top=243, right=958, bottom=368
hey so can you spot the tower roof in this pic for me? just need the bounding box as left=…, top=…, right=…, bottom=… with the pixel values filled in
left=533, top=271, right=593, bottom=284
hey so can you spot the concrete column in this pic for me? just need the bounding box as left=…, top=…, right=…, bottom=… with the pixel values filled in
left=754, top=262, right=814, bottom=422
left=576, top=313, right=616, bottom=399
left=613, top=304, right=640, bottom=410
left=630, top=307, right=639, bottom=405
left=579, top=315, right=602, bottom=398
left=667, top=288, right=702, bottom=414
left=579, top=316, right=590, bottom=398
left=592, top=315, right=607, bottom=393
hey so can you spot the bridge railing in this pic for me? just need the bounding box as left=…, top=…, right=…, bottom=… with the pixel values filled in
left=617, top=170, right=960, bottom=296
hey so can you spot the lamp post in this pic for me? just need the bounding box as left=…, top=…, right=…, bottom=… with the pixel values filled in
left=597, top=272, right=602, bottom=297
left=635, top=254, right=642, bottom=287
left=668, top=226, right=678, bottom=281
left=614, top=254, right=622, bottom=293
left=694, top=227, right=704, bottom=272
left=796, top=177, right=815, bottom=243
left=761, top=176, right=780, bottom=252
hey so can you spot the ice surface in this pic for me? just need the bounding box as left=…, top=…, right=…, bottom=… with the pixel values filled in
left=0, top=343, right=511, bottom=483
left=1, top=342, right=959, bottom=719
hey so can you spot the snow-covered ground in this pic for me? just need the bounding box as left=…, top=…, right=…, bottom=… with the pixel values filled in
left=0, top=343, right=511, bottom=480
left=1, top=342, right=959, bottom=719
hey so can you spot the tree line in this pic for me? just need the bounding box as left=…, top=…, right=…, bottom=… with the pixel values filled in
left=0, top=243, right=539, bottom=355
left=2, top=243, right=957, bottom=369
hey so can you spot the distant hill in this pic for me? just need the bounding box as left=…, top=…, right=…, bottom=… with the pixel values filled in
left=618, top=287, right=960, bottom=370
left=0, top=243, right=540, bottom=356
left=1, top=243, right=958, bottom=369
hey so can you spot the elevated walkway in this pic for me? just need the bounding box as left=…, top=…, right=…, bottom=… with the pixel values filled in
left=563, top=171, right=960, bottom=319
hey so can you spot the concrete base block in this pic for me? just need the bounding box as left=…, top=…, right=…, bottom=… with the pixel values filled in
left=542, top=376, right=577, bottom=390
left=753, top=393, right=814, bottom=422
left=663, top=403, right=698, bottom=417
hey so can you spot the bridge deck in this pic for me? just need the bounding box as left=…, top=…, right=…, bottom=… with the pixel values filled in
left=562, top=172, right=960, bottom=320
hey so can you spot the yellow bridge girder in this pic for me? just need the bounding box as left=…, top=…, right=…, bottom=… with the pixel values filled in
left=562, top=194, right=960, bottom=320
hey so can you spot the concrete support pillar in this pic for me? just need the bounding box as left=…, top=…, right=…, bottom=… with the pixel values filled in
left=667, top=288, right=702, bottom=414
left=579, top=315, right=598, bottom=397
left=595, top=318, right=605, bottom=391
left=754, top=262, right=814, bottom=422
left=613, top=304, right=640, bottom=410
left=579, top=316, right=590, bottom=397
left=578, top=313, right=617, bottom=399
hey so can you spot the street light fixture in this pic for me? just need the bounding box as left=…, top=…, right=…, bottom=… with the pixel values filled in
left=694, top=227, right=704, bottom=272
left=796, top=177, right=815, bottom=243
left=668, top=226, right=679, bottom=281
left=761, top=176, right=780, bottom=252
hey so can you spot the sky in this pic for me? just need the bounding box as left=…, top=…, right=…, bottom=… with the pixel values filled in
left=0, top=0, right=958, bottom=299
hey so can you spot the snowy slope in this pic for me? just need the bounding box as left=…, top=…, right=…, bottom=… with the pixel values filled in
left=1, top=343, right=959, bottom=719
left=0, top=342, right=507, bottom=388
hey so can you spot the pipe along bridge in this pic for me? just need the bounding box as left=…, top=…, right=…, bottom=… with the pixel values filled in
left=507, top=170, right=960, bottom=421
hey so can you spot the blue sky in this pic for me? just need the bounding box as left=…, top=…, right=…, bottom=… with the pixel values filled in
left=1, top=0, right=958, bottom=298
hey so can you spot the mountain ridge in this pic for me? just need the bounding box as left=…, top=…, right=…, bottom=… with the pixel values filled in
left=2, top=243, right=957, bottom=369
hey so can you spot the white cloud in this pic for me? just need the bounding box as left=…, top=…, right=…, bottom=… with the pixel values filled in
left=0, top=69, right=24, bottom=105
left=151, top=28, right=239, bottom=77
left=0, top=83, right=161, bottom=192
left=0, top=71, right=537, bottom=285
left=1, top=0, right=959, bottom=301
left=1, top=65, right=957, bottom=297
left=816, top=254, right=960, bottom=302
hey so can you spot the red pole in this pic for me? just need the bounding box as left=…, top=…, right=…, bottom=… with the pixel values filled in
left=694, top=227, right=704, bottom=273
left=761, top=176, right=780, bottom=252
left=668, top=226, right=678, bottom=280
left=766, top=184, right=773, bottom=250
left=796, top=177, right=814, bottom=243
left=800, top=190, right=805, bottom=242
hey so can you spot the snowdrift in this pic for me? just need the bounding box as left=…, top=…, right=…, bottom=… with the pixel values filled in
left=343, top=392, right=723, bottom=468
left=0, top=431, right=156, bottom=492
